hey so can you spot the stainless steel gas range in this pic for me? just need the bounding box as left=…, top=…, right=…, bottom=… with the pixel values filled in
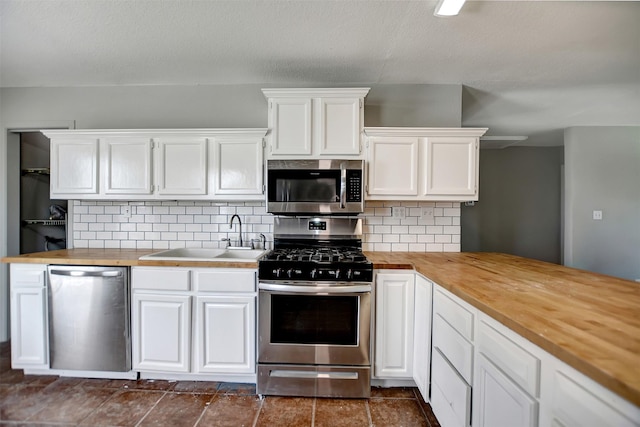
left=257, top=217, right=373, bottom=398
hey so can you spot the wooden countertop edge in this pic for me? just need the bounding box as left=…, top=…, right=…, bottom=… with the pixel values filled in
left=1, top=254, right=258, bottom=269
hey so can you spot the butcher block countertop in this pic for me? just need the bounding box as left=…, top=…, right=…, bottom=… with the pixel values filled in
left=365, top=251, right=640, bottom=407
left=3, top=249, right=640, bottom=406
left=0, top=248, right=260, bottom=269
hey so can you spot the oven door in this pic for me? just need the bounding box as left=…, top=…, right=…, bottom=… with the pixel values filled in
left=258, top=283, right=371, bottom=366
left=266, top=160, right=364, bottom=215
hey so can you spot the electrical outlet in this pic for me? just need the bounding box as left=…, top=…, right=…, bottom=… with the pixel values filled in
left=122, top=205, right=131, bottom=219
left=392, top=206, right=406, bottom=219
left=421, top=207, right=434, bottom=220
left=593, top=210, right=603, bottom=220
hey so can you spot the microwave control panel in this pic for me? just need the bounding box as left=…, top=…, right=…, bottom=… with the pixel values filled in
left=347, top=170, right=362, bottom=202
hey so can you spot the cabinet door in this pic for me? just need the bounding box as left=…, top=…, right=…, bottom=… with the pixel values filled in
left=155, top=137, right=207, bottom=195
left=544, top=368, right=638, bottom=427
left=132, top=293, right=191, bottom=372
left=269, top=97, right=312, bottom=156
left=413, top=274, right=432, bottom=402
left=211, top=137, right=264, bottom=197
left=50, top=138, right=99, bottom=195
left=431, top=348, right=472, bottom=427
left=374, top=272, right=415, bottom=378
left=423, top=137, right=478, bottom=199
left=194, top=296, right=255, bottom=374
left=9, top=265, right=48, bottom=368
left=367, top=137, right=419, bottom=197
left=318, top=97, right=361, bottom=155
left=102, top=137, right=153, bottom=195
left=474, top=353, right=538, bottom=427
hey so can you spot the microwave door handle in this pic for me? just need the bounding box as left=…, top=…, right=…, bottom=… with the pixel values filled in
left=340, top=163, right=347, bottom=209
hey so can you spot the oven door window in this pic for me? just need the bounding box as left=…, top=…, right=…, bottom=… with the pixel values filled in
left=270, top=294, right=359, bottom=345
left=269, top=170, right=340, bottom=203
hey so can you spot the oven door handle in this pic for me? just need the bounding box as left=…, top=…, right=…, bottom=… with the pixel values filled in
left=340, top=162, right=347, bottom=209
left=259, top=283, right=371, bottom=294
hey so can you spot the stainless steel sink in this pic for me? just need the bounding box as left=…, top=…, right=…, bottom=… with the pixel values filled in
left=139, top=247, right=267, bottom=262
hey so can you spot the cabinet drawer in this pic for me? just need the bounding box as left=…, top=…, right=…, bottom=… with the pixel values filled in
left=132, top=268, right=190, bottom=291
left=431, top=347, right=471, bottom=427
left=433, top=313, right=473, bottom=383
left=478, top=319, right=540, bottom=397
left=193, top=269, right=255, bottom=292
left=434, top=288, right=474, bottom=341
left=10, top=264, right=47, bottom=287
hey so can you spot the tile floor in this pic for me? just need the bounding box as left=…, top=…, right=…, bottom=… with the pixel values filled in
left=0, top=342, right=441, bottom=426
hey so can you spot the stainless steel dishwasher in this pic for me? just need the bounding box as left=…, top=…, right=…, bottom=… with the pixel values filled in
left=47, top=265, right=131, bottom=372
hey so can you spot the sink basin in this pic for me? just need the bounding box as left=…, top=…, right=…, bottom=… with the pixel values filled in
left=139, top=247, right=267, bottom=262
left=213, top=249, right=267, bottom=259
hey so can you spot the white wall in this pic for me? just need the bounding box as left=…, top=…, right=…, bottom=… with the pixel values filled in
left=564, top=126, right=640, bottom=281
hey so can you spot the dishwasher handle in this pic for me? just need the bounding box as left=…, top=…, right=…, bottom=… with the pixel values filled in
left=49, top=269, right=123, bottom=278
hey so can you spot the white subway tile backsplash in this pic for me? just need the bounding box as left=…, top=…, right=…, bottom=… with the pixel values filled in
left=71, top=200, right=462, bottom=253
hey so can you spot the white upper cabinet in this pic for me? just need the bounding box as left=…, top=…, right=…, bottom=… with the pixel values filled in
left=364, top=128, right=487, bottom=201
left=50, top=137, right=99, bottom=196
left=424, top=136, right=478, bottom=198
left=367, top=137, right=419, bottom=196
left=154, top=137, right=208, bottom=196
left=263, top=88, right=369, bottom=159
left=210, top=134, right=265, bottom=198
left=318, top=97, right=363, bottom=155
left=268, top=97, right=313, bottom=156
left=42, top=129, right=267, bottom=201
left=102, top=137, right=153, bottom=195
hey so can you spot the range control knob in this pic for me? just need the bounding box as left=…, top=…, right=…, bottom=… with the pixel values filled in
left=286, top=268, right=303, bottom=279
left=345, top=269, right=353, bottom=280
left=310, top=268, right=318, bottom=280
left=272, top=268, right=284, bottom=279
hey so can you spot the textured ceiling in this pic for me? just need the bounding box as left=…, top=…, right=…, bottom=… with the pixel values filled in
left=1, top=0, right=639, bottom=146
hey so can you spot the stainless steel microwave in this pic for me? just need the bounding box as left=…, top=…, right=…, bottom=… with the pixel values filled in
left=266, top=159, right=364, bottom=215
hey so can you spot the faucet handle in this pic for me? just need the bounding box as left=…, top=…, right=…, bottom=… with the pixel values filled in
left=221, top=237, right=231, bottom=248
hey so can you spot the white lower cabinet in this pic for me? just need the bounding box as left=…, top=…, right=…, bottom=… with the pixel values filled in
left=431, top=284, right=476, bottom=427
left=473, top=314, right=542, bottom=427
left=412, top=274, right=432, bottom=401
left=9, top=264, right=49, bottom=369
left=131, top=267, right=257, bottom=377
left=374, top=271, right=415, bottom=379
left=194, top=295, right=255, bottom=374
left=432, top=347, right=472, bottom=427
left=133, top=293, right=191, bottom=372
left=540, top=358, right=640, bottom=427
left=474, top=353, right=538, bottom=427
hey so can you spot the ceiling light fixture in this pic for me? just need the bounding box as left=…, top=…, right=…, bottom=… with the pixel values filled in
left=434, top=0, right=467, bottom=17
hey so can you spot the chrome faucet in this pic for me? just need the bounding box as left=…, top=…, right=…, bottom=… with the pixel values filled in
left=229, top=214, right=243, bottom=247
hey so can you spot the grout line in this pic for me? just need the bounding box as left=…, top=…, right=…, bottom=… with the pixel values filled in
left=192, top=392, right=217, bottom=427
left=72, top=386, right=120, bottom=426
left=252, top=394, right=265, bottom=427
left=365, top=399, right=374, bottom=426
left=134, top=390, right=168, bottom=427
